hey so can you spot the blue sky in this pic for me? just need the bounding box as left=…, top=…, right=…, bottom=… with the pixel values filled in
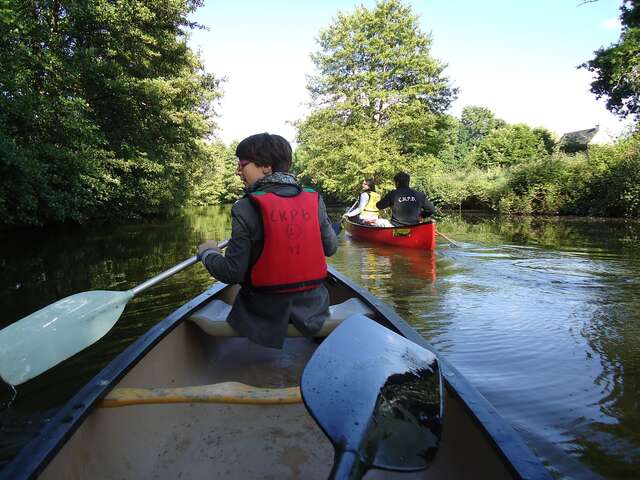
left=188, top=0, right=631, bottom=145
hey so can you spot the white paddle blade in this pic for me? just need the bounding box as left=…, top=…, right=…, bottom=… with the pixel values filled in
left=0, top=290, right=134, bottom=386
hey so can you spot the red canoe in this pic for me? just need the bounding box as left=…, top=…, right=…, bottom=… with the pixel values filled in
left=343, top=218, right=436, bottom=250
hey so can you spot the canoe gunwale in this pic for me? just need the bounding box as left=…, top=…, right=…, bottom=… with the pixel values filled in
left=343, top=218, right=435, bottom=230
left=1, top=268, right=550, bottom=480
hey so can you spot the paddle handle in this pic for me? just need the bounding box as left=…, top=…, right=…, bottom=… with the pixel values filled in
left=130, top=239, right=229, bottom=296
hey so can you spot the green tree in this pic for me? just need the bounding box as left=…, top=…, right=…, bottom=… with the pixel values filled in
left=458, top=106, right=505, bottom=147
left=297, top=0, right=457, bottom=193
left=533, top=127, right=557, bottom=155
left=583, top=133, right=640, bottom=216
left=471, top=124, right=550, bottom=168
left=451, top=106, right=506, bottom=167
left=296, top=0, right=456, bottom=200
left=296, top=110, right=405, bottom=202
left=188, top=141, right=244, bottom=205
left=581, top=0, right=640, bottom=121
left=0, top=0, right=221, bottom=225
left=309, top=0, right=456, bottom=120
left=218, top=141, right=244, bottom=204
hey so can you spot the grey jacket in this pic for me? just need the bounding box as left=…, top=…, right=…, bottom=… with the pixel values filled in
left=202, top=173, right=338, bottom=348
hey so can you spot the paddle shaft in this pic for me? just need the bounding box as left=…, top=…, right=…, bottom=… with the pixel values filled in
left=330, top=451, right=366, bottom=480
left=332, top=200, right=359, bottom=235
left=0, top=239, right=229, bottom=386
left=436, top=231, right=460, bottom=247
left=131, top=239, right=228, bottom=296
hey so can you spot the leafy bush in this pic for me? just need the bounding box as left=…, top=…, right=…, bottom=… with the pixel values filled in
left=471, top=124, right=550, bottom=168
left=586, top=133, right=640, bottom=217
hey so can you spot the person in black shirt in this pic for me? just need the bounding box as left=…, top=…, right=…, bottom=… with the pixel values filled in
left=376, top=172, right=435, bottom=226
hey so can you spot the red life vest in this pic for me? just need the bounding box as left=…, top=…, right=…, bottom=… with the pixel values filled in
left=248, top=189, right=327, bottom=293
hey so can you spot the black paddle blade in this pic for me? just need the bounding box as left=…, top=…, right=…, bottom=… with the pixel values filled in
left=332, top=219, right=342, bottom=235
left=301, top=314, right=442, bottom=477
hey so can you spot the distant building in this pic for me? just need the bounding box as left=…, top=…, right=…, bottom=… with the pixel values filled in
left=558, top=125, right=599, bottom=153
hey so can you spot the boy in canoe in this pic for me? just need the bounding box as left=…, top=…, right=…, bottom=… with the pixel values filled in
left=197, top=133, right=338, bottom=348
left=376, top=171, right=435, bottom=226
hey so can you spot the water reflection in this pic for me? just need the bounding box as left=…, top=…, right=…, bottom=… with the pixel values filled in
left=332, top=212, right=640, bottom=479
left=329, top=235, right=438, bottom=323
left=0, top=207, right=233, bottom=466
left=364, top=365, right=442, bottom=470
left=0, top=209, right=639, bottom=478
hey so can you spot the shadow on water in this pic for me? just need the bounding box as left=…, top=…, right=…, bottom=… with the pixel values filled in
left=1, top=208, right=640, bottom=479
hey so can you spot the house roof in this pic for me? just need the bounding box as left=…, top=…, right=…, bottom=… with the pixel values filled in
left=559, top=125, right=599, bottom=147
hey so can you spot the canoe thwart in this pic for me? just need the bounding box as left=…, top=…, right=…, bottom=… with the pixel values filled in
left=99, top=382, right=302, bottom=408
left=188, top=297, right=374, bottom=337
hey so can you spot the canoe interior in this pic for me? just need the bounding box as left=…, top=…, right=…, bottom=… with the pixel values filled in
left=35, top=279, right=520, bottom=480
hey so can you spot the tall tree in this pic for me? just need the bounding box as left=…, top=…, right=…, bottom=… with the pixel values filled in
left=471, top=124, right=550, bottom=169
left=450, top=106, right=506, bottom=167
left=0, top=0, right=221, bottom=225
left=295, top=109, right=404, bottom=201
left=308, top=0, right=456, bottom=120
left=458, top=106, right=505, bottom=148
left=581, top=0, right=640, bottom=122
left=297, top=0, right=457, bottom=200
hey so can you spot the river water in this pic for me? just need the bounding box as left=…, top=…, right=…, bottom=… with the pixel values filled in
left=1, top=207, right=639, bottom=479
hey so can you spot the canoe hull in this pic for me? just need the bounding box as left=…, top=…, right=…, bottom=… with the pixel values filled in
left=344, top=219, right=436, bottom=250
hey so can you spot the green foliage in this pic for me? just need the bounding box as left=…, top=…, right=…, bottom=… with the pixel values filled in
left=218, top=142, right=245, bottom=203
left=309, top=0, right=456, bottom=120
left=445, top=106, right=506, bottom=169
left=584, top=133, right=640, bottom=217
left=459, top=106, right=504, bottom=145
left=188, top=141, right=244, bottom=206
left=296, top=111, right=405, bottom=202
left=471, top=124, right=550, bottom=168
left=449, top=132, right=640, bottom=217
left=398, top=127, right=638, bottom=218
left=0, top=0, right=221, bottom=226
left=297, top=0, right=457, bottom=198
left=414, top=164, right=507, bottom=211
left=581, top=0, right=640, bottom=122
left=533, top=127, right=557, bottom=155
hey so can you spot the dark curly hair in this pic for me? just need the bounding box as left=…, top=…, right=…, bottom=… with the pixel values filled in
left=235, top=133, right=292, bottom=172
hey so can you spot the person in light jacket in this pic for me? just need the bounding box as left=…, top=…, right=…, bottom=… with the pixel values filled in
left=344, top=178, right=390, bottom=226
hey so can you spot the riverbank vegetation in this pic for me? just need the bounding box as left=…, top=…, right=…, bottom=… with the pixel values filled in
left=1, top=0, right=638, bottom=227
left=0, top=0, right=222, bottom=226
left=294, top=0, right=640, bottom=218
